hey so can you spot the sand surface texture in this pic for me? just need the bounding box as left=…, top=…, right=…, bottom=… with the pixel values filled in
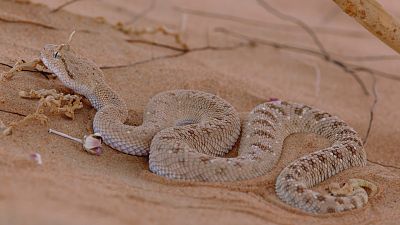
left=0, top=0, right=399, bottom=224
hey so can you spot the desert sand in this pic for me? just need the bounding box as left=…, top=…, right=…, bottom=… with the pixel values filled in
left=0, top=0, right=399, bottom=224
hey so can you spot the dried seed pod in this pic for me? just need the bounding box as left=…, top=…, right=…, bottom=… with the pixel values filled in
left=83, top=133, right=103, bottom=155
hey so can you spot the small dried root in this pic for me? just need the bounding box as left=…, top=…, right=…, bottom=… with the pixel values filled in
left=114, top=23, right=188, bottom=50
left=0, top=59, right=47, bottom=80
left=2, top=89, right=83, bottom=136
left=19, top=89, right=83, bottom=119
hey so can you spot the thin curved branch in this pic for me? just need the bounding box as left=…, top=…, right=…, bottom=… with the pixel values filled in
left=256, top=0, right=331, bottom=60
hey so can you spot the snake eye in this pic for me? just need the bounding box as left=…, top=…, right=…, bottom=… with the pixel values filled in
left=53, top=51, right=61, bottom=59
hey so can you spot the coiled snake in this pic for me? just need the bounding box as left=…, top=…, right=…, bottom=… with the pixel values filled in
left=2, top=39, right=376, bottom=214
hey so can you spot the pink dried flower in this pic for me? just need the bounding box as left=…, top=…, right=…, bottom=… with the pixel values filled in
left=48, top=129, right=103, bottom=156
left=268, top=97, right=279, bottom=102
left=268, top=97, right=281, bottom=105
left=83, top=133, right=103, bottom=156
left=30, top=153, right=42, bottom=165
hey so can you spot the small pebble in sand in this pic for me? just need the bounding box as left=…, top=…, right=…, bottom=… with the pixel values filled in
left=0, top=120, right=12, bottom=135
left=3, top=127, right=12, bottom=136
left=30, top=153, right=42, bottom=165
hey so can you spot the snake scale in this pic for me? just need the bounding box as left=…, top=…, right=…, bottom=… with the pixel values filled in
left=4, top=40, right=373, bottom=214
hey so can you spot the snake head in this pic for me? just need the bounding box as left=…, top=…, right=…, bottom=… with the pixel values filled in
left=40, top=43, right=105, bottom=96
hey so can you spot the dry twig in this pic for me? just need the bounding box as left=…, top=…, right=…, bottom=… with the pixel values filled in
left=2, top=89, right=83, bottom=135
left=332, top=0, right=400, bottom=53
left=0, top=14, right=56, bottom=30
left=100, top=42, right=250, bottom=69
left=19, top=89, right=83, bottom=119
left=173, top=6, right=365, bottom=37
left=51, top=0, right=82, bottom=13
left=256, top=0, right=330, bottom=59
left=115, top=23, right=188, bottom=50
left=363, top=72, right=378, bottom=145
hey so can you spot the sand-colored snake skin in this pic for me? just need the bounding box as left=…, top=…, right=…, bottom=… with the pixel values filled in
left=6, top=42, right=372, bottom=214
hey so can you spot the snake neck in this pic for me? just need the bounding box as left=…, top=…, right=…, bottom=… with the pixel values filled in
left=88, top=83, right=128, bottom=121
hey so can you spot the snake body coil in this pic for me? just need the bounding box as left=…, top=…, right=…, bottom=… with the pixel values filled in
left=37, top=43, right=369, bottom=213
